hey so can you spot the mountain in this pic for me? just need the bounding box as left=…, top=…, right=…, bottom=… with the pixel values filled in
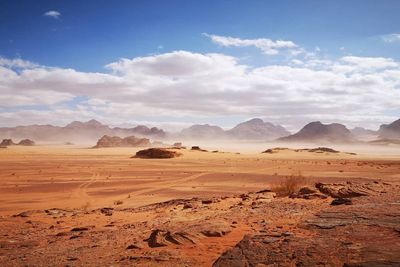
left=378, top=119, right=400, bottom=139
left=278, top=121, right=356, bottom=143
left=226, top=118, right=290, bottom=140
left=178, top=119, right=290, bottom=140
left=0, top=120, right=166, bottom=144
left=351, top=127, right=377, bottom=137
left=179, top=124, right=226, bottom=139
left=350, top=127, right=378, bottom=141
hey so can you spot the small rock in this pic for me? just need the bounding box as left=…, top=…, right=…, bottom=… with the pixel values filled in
left=71, top=226, right=91, bottom=232
left=126, top=244, right=142, bottom=249
left=298, top=187, right=317, bottom=195
left=263, top=237, right=279, bottom=244
left=183, top=203, right=193, bottom=209
left=331, top=198, right=352, bottom=206
left=267, top=232, right=282, bottom=237
left=202, top=199, right=213, bottom=205
left=100, top=207, right=113, bottom=216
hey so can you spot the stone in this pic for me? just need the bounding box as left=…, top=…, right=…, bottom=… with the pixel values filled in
left=331, top=198, right=352, bottom=206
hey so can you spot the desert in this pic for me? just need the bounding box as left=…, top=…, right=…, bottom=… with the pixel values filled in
left=0, top=139, right=399, bottom=266
left=2, top=2, right=400, bottom=266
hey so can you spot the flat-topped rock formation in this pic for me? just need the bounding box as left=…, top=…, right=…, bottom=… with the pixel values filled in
left=134, top=148, right=181, bottom=159
left=93, top=135, right=150, bottom=148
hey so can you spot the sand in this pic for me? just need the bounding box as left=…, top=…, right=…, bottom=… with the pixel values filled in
left=0, top=145, right=399, bottom=266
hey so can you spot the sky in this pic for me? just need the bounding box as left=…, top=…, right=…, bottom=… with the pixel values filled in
left=0, top=0, right=400, bottom=132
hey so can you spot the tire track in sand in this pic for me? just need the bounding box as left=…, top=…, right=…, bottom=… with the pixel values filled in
left=72, top=172, right=100, bottom=205
left=126, top=172, right=211, bottom=197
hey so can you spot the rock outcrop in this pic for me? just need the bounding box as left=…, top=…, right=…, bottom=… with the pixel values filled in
left=145, top=230, right=197, bottom=247
left=17, top=139, right=35, bottom=146
left=315, top=182, right=383, bottom=198
left=0, top=139, right=16, bottom=146
left=93, top=135, right=150, bottom=148
left=134, top=148, right=181, bottom=159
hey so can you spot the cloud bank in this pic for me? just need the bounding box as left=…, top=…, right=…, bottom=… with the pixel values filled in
left=0, top=43, right=399, bottom=130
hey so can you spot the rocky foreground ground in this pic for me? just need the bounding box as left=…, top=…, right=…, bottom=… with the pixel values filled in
left=1, top=180, right=399, bottom=267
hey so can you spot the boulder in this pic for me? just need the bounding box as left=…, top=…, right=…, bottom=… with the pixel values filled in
left=144, top=230, right=197, bottom=247
left=134, top=148, right=181, bottom=159
left=331, top=198, right=352, bottom=206
left=315, top=182, right=378, bottom=198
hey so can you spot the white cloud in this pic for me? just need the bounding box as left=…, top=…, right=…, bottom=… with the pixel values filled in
left=340, top=56, right=398, bottom=70
left=381, top=33, right=400, bottom=43
left=203, top=33, right=298, bottom=55
left=0, top=57, right=38, bottom=69
left=44, top=10, right=61, bottom=19
left=0, top=51, right=399, bottom=130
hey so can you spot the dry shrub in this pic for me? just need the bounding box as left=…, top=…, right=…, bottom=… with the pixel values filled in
left=272, top=174, right=307, bottom=197
left=114, top=200, right=123, bottom=205
left=81, top=201, right=91, bottom=212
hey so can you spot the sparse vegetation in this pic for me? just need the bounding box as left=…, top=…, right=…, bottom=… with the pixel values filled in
left=272, top=174, right=307, bottom=197
left=114, top=200, right=123, bottom=205
left=81, top=201, right=91, bottom=212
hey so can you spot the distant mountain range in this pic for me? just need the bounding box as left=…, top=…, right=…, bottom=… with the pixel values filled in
left=0, top=118, right=399, bottom=145
left=0, top=120, right=166, bottom=143
left=178, top=118, right=290, bottom=140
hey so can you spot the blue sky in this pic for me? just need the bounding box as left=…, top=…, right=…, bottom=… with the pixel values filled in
left=1, top=0, right=400, bottom=71
left=0, top=0, right=399, bottom=130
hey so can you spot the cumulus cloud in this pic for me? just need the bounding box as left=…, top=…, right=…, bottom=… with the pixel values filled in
left=203, top=33, right=299, bottom=55
left=44, top=10, right=61, bottom=19
left=0, top=51, right=399, bottom=130
left=381, top=33, right=400, bottom=43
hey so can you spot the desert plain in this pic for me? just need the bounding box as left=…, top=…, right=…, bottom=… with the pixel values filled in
left=0, top=144, right=400, bottom=266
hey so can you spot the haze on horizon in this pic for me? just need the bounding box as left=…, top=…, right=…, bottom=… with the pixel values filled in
left=0, top=0, right=400, bottom=132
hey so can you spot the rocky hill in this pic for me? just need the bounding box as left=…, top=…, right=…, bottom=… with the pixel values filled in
left=179, top=124, right=226, bottom=139
left=226, top=118, right=290, bottom=140
left=378, top=118, right=400, bottom=139
left=0, top=138, right=35, bottom=147
left=278, top=121, right=356, bottom=143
